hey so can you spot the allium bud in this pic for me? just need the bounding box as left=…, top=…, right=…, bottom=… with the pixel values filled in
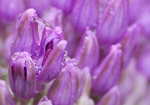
left=97, top=86, right=121, bottom=105
left=38, top=40, right=67, bottom=83
left=92, top=44, right=122, bottom=95
left=0, top=0, right=24, bottom=24
left=38, top=96, right=52, bottom=105
left=9, top=52, right=36, bottom=100
left=0, top=80, right=16, bottom=105
left=47, top=59, right=81, bottom=105
left=97, top=0, right=128, bottom=46
left=121, top=24, right=140, bottom=67
left=24, top=0, right=50, bottom=16
left=51, top=0, right=76, bottom=15
left=71, top=0, right=98, bottom=34
left=75, top=29, right=99, bottom=71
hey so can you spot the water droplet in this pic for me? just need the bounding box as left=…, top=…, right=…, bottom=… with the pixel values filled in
left=11, top=52, right=19, bottom=60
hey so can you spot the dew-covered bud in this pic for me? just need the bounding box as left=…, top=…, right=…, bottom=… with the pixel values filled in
left=0, top=80, right=16, bottom=105
left=92, top=44, right=122, bottom=95
left=38, top=40, right=67, bottom=83
left=97, top=0, right=128, bottom=46
left=38, top=96, right=52, bottom=105
left=97, top=86, right=121, bottom=105
left=75, top=29, right=99, bottom=71
left=9, top=52, right=36, bottom=100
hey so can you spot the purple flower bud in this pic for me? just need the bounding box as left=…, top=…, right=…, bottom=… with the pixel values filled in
left=0, top=0, right=24, bottom=24
left=11, top=9, right=40, bottom=55
left=9, top=52, right=36, bottom=100
left=38, top=96, right=52, bottom=105
left=97, top=86, right=121, bottom=105
left=24, top=0, right=51, bottom=16
left=71, top=0, right=98, bottom=34
left=121, top=24, right=140, bottom=67
left=97, top=0, right=128, bottom=46
left=0, top=80, right=16, bottom=105
left=38, top=40, right=67, bottom=83
left=75, top=29, right=99, bottom=71
left=51, top=0, right=76, bottom=15
left=92, top=44, right=122, bottom=95
left=47, top=59, right=81, bottom=105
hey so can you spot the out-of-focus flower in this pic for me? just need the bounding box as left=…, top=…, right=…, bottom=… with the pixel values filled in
left=24, top=0, right=51, bottom=16
left=42, top=8, right=63, bottom=27
left=50, top=0, right=76, bottom=15
left=0, top=80, right=16, bottom=105
left=92, top=44, right=122, bottom=95
left=136, top=44, right=150, bottom=80
left=138, top=5, right=150, bottom=39
left=76, top=93, right=94, bottom=105
left=9, top=52, right=36, bottom=100
left=71, top=0, right=98, bottom=34
left=97, top=86, right=121, bottom=105
left=75, top=29, right=99, bottom=71
left=38, top=96, right=52, bottom=105
left=97, top=0, right=128, bottom=46
left=128, top=0, right=150, bottom=24
left=0, top=0, right=24, bottom=24
left=120, top=24, right=140, bottom=68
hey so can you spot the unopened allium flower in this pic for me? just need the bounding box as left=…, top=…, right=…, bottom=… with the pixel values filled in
left=0, top=0, right=150, bottom=105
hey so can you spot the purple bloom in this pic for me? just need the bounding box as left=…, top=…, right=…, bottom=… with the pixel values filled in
left=92, top=44, right=122, bottom=95
left=9, top=52, right=36, bottom=100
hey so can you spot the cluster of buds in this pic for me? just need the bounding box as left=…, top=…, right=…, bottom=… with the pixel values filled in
left=0, top=0, right=150, bottom=105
